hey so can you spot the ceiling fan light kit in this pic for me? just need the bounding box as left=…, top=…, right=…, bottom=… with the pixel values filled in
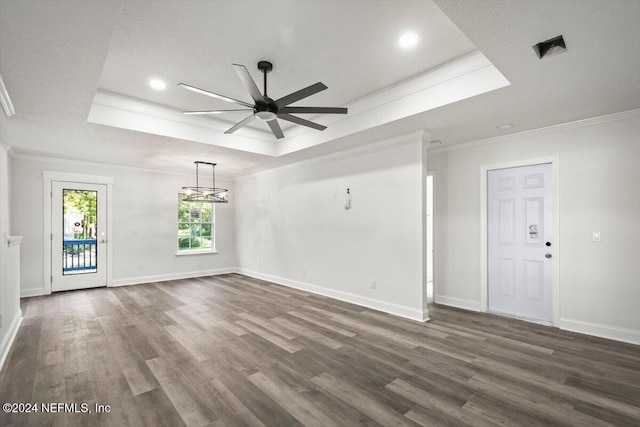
left=179, top=60, right=348, bottom=140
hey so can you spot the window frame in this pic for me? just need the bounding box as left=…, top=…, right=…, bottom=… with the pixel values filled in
left=176, top=193, right=216, bottom=255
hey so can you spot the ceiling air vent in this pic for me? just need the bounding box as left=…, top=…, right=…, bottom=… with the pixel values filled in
left=533, top=35, right=567, bottom=59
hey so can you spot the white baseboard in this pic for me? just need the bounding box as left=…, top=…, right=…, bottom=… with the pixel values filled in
left=16, top=271, right=638, bottom=345
left=109, top=267, right=236, bottom=287
left=558, top=318, right=640, bottom=345
left=434, top=294, right=482, bottom=312
left=21, top=287, right=46, bottom=298
left=434, top=295, right=638, bottom=345
left=0, top=309, right=23, bottom=372
left=236, top=268, right=428, bottom=322
left=21, top=268, right=237, bottom=296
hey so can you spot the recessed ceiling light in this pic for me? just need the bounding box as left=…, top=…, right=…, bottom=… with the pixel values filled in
left=398, top=32, right=419, bottom=49
left=497, top=123, right=515, bottom=129
left=149, top=79, right=166, bottom=90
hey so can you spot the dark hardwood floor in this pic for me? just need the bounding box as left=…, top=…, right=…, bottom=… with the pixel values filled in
left=1, top=274, right=639, bottom=426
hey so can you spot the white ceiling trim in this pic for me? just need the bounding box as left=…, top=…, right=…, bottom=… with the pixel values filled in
left=235, top=130, right=427, bottom=182
left=0, top=72, right=15, bottom=117
left=88, top=51, right=509, bottom=158
left=88, top=92, right=277, bottom=156
left=276, top=52, right=509, bottom=156
left=337, top=51, right=496, bottom=117
left=429, top=108, right=640, bottom=154
left=7, top=146, right=235, bottom=179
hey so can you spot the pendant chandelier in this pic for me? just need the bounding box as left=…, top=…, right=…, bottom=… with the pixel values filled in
left=182, top=161, right=228, bottom=203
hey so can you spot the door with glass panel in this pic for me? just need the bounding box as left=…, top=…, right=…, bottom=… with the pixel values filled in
left=52, top=181, right=107, bottom=292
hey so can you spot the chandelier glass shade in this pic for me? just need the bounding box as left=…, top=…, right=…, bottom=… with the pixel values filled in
left=182, top=161, right=228, bottom=203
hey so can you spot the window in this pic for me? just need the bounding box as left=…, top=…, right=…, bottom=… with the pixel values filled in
left=177, top=194, right=214, bottom=252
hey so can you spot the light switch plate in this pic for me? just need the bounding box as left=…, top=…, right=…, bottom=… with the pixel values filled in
left=592, top=231, right=601, bottom=242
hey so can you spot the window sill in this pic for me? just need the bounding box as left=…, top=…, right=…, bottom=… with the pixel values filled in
left=175, top=250, right=217, bottom=256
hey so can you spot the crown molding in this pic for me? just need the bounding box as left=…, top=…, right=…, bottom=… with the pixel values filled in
left=276, top=52, right=509, bottom=157
left=429, top=108, right=640, bottom=154
left=0, top=72, right=15, bottom=117
left=7, top=147, right=233, bottom=180
left=9, top=128, right=426, bottom=183
left=235, top=130, right=426, bottom=181
left=89, top=92, right=277, bottom=157
left=88, top=51, right=508, bottom=159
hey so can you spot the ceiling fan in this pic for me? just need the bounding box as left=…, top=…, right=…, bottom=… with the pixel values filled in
left=178, top=61, right=348, bottom=140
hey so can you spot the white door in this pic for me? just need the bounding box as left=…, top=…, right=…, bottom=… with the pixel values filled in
left=488, top=163, right=553, bottom=323
left=52, top=181, right=107, bottom=292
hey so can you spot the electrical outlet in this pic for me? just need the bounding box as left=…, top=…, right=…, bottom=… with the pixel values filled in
left=224, top=256, right=229, bottom=264
left=303, top=267, right=307, bottom=276
left=138, top=263, right=144, bottom=271
left=592, top=231, right=601, bottom=242
left=370, top=280, right=377, bottom=289
left=332, top=189, right=337, bottom=198
left=258, top=260, right=262, bottom=267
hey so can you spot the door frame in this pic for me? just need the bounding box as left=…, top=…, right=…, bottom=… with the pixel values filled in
left=43, top=171, right=114, bottom=295
left=480, top=156, right=560, bottom=325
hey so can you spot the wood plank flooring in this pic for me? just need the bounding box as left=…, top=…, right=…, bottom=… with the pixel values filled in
left=1, top=273, right=639, bottom=426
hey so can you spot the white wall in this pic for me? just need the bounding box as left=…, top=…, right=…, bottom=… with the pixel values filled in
left=0, top=130, right=23, bottom=369
left=428, top=111, right=640, bottom=343
left=235, top=132, right=429, bottom=321
left=10, top=155, right=236, bottom=296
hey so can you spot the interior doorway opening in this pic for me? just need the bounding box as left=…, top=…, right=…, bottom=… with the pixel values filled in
left=426, top=174, right=434, bottom=303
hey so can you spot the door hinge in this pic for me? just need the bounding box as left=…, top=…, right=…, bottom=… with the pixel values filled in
left=50, top=276, right=53, bottom=283
left=50, top=233, right=53, bottom=241
left=50, top=191, right=53, bottom=199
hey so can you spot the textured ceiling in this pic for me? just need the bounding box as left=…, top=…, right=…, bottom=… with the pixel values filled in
left=1, top=0, right=639, bottom=177
left=426, top=0, right=640, bottom=145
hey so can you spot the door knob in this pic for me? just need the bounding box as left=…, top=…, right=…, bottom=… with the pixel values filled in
left=545, top=253, right=552, bottom=258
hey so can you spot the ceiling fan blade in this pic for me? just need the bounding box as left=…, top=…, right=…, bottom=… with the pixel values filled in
left=183, top=109, right=252, bottom=115
left=232, top=64, right=265, bottom=104
left=274, top=82, right=328, bottom=108
left=224, top=114, right=256, bottom=134
left=278, top=113, right=327, bottom=131
left=267, top=119, right=285, bottom=139
left=280, top=106, right=348, bottom=115
left=178, top=83, right=254, bottom=108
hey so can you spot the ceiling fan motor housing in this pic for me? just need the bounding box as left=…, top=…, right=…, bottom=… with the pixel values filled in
left=254, top=96, right=278, bottom=121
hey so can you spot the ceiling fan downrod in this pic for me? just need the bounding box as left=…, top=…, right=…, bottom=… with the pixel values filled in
left=257, top=60, right=272, bottom=97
